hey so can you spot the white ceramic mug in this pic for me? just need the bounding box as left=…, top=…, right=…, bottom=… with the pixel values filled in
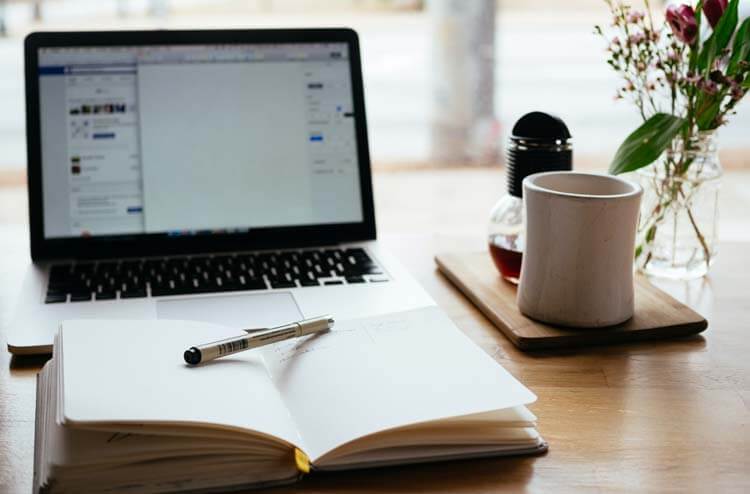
left=517, top=172, right=642, bottom=328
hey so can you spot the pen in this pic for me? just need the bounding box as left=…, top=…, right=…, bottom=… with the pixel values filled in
left=183, top=315, right=334, bottom=365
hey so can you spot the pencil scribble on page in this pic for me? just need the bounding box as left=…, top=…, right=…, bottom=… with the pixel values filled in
left=269, top=327, right=371, bottom=363
left=361, top=318, right=410, bottom=341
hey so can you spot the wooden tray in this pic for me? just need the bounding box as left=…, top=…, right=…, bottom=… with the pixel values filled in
left=435, top=252, right=708, bottom=351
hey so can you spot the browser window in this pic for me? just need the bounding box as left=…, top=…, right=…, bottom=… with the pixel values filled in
left=37, top=43, right=363, bottom=239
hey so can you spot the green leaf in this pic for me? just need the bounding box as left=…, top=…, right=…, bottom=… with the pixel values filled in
left=728, top=17, right=750, bottom=74
left=695, top=90, right=725, bottom=130
left=609, top=113, right=687, bottom=175
left=714, top=0, right=739, bottom=45
left=698, top=0, right=740, bottom=72
left=697, top=99, right=723, bottom=130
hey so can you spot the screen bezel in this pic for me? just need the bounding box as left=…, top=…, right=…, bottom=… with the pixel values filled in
left=25, top=28, right=376, bottom=261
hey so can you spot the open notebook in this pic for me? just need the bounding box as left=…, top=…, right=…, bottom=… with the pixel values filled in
left=34, top=307, right=546, bottom=493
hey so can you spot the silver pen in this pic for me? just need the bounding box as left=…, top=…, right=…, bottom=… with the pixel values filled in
left=183, top=315, right=334, bottom=365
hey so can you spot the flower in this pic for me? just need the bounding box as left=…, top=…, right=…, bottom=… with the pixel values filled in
left=666, top=4, right=698, bottom=44
left=730, top=80, right=745, bottom=100
left=628, top=10, right=645, bottom=23
left=703, top=0, right=728, bottom=28
left=699, top=79, right=719, bottom=95
left=629, top=32, right=646, bottom=44
left=686, top=72, right=701, bottom=84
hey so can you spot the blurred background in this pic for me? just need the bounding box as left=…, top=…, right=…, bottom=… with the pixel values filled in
left=0, top=0, right=749, bottom=175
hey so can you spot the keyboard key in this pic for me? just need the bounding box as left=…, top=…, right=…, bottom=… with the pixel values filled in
left=44, top=293, right=67, bottom=304
left=323, top=280, right=344, bottom=286
left=298, top=279, right=320, bottom=287
left=151, top=285, right=192, bottom=297
left=240, top=278, right=267, bottom=290
left=69, top=292, right=92, bottom=302
left=120, top=288, right=147, bottom=299
left=270, top=280, right=296, bottom=289
left=149, top=286, right=171, bottom=297
left=95, top=291, right=116, bottom=300
left=345, top=276, right=365, bottom=283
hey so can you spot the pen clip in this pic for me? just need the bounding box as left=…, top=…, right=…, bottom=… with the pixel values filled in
left=243, top=327, right=270, bottom=334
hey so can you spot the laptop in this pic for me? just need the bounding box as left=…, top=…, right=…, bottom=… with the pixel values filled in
left=8, top=29, right=435, bottom=355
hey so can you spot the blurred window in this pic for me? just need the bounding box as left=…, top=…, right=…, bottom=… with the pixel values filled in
left=0, top=0, right=748, bottom=172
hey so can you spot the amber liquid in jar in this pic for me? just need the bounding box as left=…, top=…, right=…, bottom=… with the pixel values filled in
left=488, top=234, right=523, bottom=284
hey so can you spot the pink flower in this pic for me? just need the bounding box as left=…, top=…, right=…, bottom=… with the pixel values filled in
left=629, top=32, right=646, bottom=44
left=699, top=79, right=719, bottom=95
left=666, top=4, right=698, bottom=44
left=703, top=0, right=728, bottom=28
left=628, top=11, right=645, bottom=23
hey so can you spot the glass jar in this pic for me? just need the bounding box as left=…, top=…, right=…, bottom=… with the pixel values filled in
left=488, top=194, right=524, bottom=283
left=635, top=131, right=722, bottom=279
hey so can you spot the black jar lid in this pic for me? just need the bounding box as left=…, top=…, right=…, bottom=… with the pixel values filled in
left=507, top=111, right=572, bottom=197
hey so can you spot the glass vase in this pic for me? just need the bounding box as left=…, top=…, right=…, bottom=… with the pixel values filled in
left=635, top=131, right=721, bottom=280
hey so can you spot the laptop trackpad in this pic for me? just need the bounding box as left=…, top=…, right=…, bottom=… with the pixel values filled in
left=155, top=292, right=303, bottom=330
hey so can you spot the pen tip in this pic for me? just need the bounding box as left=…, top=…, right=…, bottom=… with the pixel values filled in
left=184, top=347, right=202, bottom=365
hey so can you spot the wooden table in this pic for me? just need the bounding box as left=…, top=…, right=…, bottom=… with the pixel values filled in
left=1, top=169, right=749, bottom=493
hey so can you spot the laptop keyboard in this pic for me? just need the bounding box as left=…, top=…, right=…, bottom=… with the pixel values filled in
left=44, top=248, right=388, bottom=303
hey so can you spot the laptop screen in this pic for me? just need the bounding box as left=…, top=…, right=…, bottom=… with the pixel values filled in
left=36, top=42, right=363, bottom=240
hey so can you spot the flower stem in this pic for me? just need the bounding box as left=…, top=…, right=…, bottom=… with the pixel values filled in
left=679, top=189, right=712, bottom=267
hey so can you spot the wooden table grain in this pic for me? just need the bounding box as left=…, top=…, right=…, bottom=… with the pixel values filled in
left=1, top=169, right=749, bottom=493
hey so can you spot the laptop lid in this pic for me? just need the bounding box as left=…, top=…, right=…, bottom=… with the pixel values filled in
left=24, top=29, right=375, bottom=261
